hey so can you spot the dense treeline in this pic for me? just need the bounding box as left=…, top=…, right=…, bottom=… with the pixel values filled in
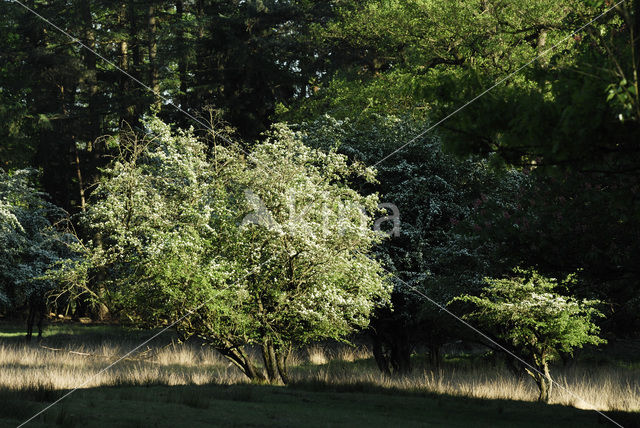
left=1, top=0, right=640, bottom=397
left=0, top=0, right=335, bottom=211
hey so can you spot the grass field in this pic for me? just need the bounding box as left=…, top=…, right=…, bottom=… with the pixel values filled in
left=1, top=322, right=639, bottom=427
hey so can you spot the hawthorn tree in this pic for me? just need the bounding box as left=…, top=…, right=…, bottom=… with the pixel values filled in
left=0, top=169, right=76, bottom=338
left=454, top=268, right=605, bottom=403
left=82, top=116, right=390, bottom=383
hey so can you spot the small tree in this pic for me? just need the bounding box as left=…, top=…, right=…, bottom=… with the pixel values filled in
left=83, top=117, right=390, bottom=383
left=453, top=268, right=605, bottom=403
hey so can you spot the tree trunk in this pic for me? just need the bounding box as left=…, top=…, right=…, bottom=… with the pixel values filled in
left=536, top=363, right=553, bottom=403
left=370, top=328, right=411, bottom=375
left=527, top=361, right=553, bottom=403
left=390, top=333, right=411, bottom=374
left=79, top=0, right=104, bottom=209
left=195, top=0, right=206, bottom=98
left=218, top=345, right=264, bottom=382
left=428, top=341, right=441, bottom=370
left=95, top=284, right=110, bottom=321
left=371, top=332, right=391, bottom=375
left=129, top=0, right=143, bottom=119
left=73, top=143, right=86, bottom=211
left=275, top=347, right=290, bottom=384
left=176, top=0, right=188, bottom=96
left=148, top=3, right=160, bottom=110
left=79, top=0, right=99, bottom=144
left=130, top=1, right=141, bottom=75
left=118, top=3, right=131, bottom=126
left=26, top=293, right=46, bottom=342
left=261, top=337, right=281, bottom=383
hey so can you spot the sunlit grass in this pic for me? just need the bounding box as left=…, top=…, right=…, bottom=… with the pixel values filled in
left=0, top=325, right=638, bottom=414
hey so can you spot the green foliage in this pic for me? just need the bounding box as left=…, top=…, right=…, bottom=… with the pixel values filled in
left=2, top=0, right=639, bottom=357
left=290, top=0, right=640, bottom=170
left=189, top=0, right=336, bottom=139
left=0, top=168, right=76, bottom=313
left=300, top=114, right=528, bottom=371
left=455, top=268, right=605, bottom=365
left=464, top=168, right=640, bottom=336
left=606, top=78, right=638, bottom=122
left=285, top=0, right=640, bottom=341
left=453, top=267, right=606, bottom=401
left=287, top=0, right=587, bottom=119
left=223, top=124, right=390, bottom=347
left=82, top=116, right=390, bottom=380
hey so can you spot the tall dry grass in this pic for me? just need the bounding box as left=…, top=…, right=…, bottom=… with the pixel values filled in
left=290, top=350, right=640, bottom=412
left=1, top=338, right=638, bottom=413
left=0, top=340, right=247, bottom=392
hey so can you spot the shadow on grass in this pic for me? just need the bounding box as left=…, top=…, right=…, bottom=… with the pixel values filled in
left=1, top=380, right=637, bottom=428
left=288, top=378, right=639, bottom=427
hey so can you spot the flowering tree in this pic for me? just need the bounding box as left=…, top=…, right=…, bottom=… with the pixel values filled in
left=83, top=117, right=390, bottom=383
left=453, top=268, right=605, bottom=402
left=0, top=169, right=76, bottom=339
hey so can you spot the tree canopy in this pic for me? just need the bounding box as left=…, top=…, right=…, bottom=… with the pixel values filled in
left=80, top=116, right=390, bottom=382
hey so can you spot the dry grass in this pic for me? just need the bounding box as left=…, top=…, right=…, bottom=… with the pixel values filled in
left=289, top=353, right=640, bottom=413
left=0, top=334, right=638, bottom=414
left=0, top=340, right=248, bottom=392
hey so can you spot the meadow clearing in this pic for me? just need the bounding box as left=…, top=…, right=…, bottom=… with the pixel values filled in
left=0, top=322, right=638, bottom=427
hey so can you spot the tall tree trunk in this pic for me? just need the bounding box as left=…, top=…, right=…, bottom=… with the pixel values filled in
left=118, top=0, right=143, bottom=126
left=428, top=340, right=441, bottom=369
left=62, top=75, right=81, bottom=214
left=77, top=0, right=95, bottom=213
left=195, top=0, right=206, bottom=102
left=118, top=3, right=131, bottom=126
left=73, top=144, right=86, bottom=212
left=176, top=0, right=188, bottom=96
left=74, top=0, right=107, bottom=320
left=148, top=3, right=160, bottom=110
left=371, top=332, right=391, bottom=375
left=129, top=0, right=143, bottom=119
left=130, top=1, right=141, bottom=76
left=389, top=330, right=411, bottom=374
left=79, top=0, right=99, bottom=145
